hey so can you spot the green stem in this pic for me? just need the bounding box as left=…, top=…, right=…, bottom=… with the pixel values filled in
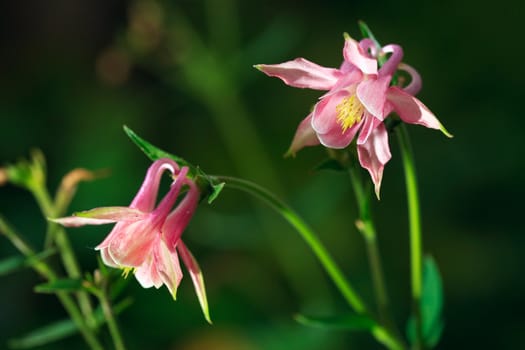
left=98, top=288, right=126, bottom=350
left=31, top=187, right=98, bottom=329
left=348, top=168, right=392, bottom=329
left=214, top=176, right=405, bottom=350
left=397, top=125, right=423, bottom=349
left=0, top=216, right=103, bottom=350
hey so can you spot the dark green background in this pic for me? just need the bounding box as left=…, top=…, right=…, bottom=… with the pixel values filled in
left=1, top=0, right=523, bottom=349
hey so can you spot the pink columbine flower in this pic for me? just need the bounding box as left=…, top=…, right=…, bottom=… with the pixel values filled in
left=54, top=158, right=211, bottom=323
left=256, top=35, right=450, bottom=197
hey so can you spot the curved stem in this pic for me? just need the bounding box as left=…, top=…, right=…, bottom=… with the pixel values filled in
left=397, top=125, right=423, bottom=349
left=216, top=175, right=366, bottom=313
left=213, top=175, right=405, bottom=350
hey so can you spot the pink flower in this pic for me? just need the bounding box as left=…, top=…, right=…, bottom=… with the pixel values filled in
left=54, top=158, right=210, bottom=323
left=256, top=35, right=450, bottom=197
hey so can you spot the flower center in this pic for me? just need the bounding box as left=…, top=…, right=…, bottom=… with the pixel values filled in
left=336, top=94, right=364, bottom=133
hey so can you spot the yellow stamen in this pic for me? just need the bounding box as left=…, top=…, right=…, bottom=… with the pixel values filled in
left=336, top=94, right=364, bottom=133
left=121, top=267, right=135, bottom=278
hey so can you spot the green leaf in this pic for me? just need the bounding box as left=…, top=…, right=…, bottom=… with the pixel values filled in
left=406, top=255, right=445, bottom=348
left=34, top=278, right=86, bottom=294
left=0, top=250, right=56, bottom=277
left=0, top=256, right=25, bottom=276
left=123, top=125, right=187, bottom=166
left=8, top=298, right=133, bottom=349
left=294, top=313, right=376, bottom=331
left=207, top=182, right=225, bottom=204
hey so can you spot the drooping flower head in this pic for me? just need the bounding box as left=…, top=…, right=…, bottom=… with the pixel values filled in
left=256, top=34, right=450, bottom=197
left=54, top=158, right=210, bottom=323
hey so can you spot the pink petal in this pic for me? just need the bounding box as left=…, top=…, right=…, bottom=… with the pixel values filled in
left=357, top=123, right=392, bottom=199
left=311, top=90, right=349, bottom=134
left=130, top=159, right=179, bottom=212
left=155, top=239, right=183, bottom=299
left=99, top=247, right=119, bottom=268
left=320, top=69, right=362, bottom=99
left=98, top=219, right=157, bottom=267
left=255, top=58, right=342, bottom=90
left=356, top=75, right=390, bottom=120
left=52, top=207, right=145, bottom=227
left=387, top=87, right=452, bottom=137
left=52, top=216, right=116, bottom=227
left=317, top=119, right=362, bottom=149
left=178, top=241, right=211, bottom=324
left=162, top=179, right=199, bottom=246
left=357, top=113, right=382, bottom=145
left=285, top=114, right=320, bottom=157
left=398, top=63, right=421, bottom=96
left=152, top=166, right=189, bottom=219
left=378, top=44, right=403, bottom=78
left=134, top=242, right=163, bottom=289
left=343, top=35, right=377, bottom=75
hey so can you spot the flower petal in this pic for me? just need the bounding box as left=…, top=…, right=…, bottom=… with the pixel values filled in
left=317, top=119, right=362, bottom=149
left=255, top=58, right=342, bottom=90
left=343, top=35, right=377, bottom=75
left=285, top=114, right=320, bottom=157
left=311, top=90, right=348, bottom=134
left=387, top=87, right=452, bottom=137
left=52, top=207, right=145, bottom=227
left=357, top=123, right=392, bottom=199
left=98, top=219, right=156, bottom=267
left=162, top=179, right=199, bottom=246
left=134, top=242, right=163, bottom=289
left=356, top=75, right=390, bottom=120
left=155, top=239, right=183, bottom=299
left=357, top=113, right=382, bottom=145
left=320, top=69, right=362, bottom=99
left=99, top=247, right=119, bottom=268
left=378, top=44, right=403, bottom=78
left=397, top=63, right=421, bottom=96
left=130, top=158, right=179, bottom=212
left=178, top=241, right=211, bottom=324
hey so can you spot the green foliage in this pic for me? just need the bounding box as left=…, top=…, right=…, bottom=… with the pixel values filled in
left=406, top=256, right=444, bottom=348
left=3, top=150, right=46, bottom=191
left=0, top=250, right=56, bottom=277
left=0, top=256, right=26, bottom=276
left=294, top=313, right=376, bottom=331
left=8, top=319, right=77, bottom=349
left=34, top=278, right=89, bottom=294
left=8, top=298, right=133, bottom=349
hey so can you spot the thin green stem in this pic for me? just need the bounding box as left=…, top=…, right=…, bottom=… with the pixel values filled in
left=31, top=187, right=98, bottom=329
left=98, top=288, right=126, bottom=350
left=214, top=176, right=405, bottom=350
left=348, top=168, right=391, bottom=327
left=0, top=216, right=103, bottom=350
left=397, top=125, right=423, bottom=349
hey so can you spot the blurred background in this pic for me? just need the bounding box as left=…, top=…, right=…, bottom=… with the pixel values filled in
left=1, top=0, right=524, bottom=349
